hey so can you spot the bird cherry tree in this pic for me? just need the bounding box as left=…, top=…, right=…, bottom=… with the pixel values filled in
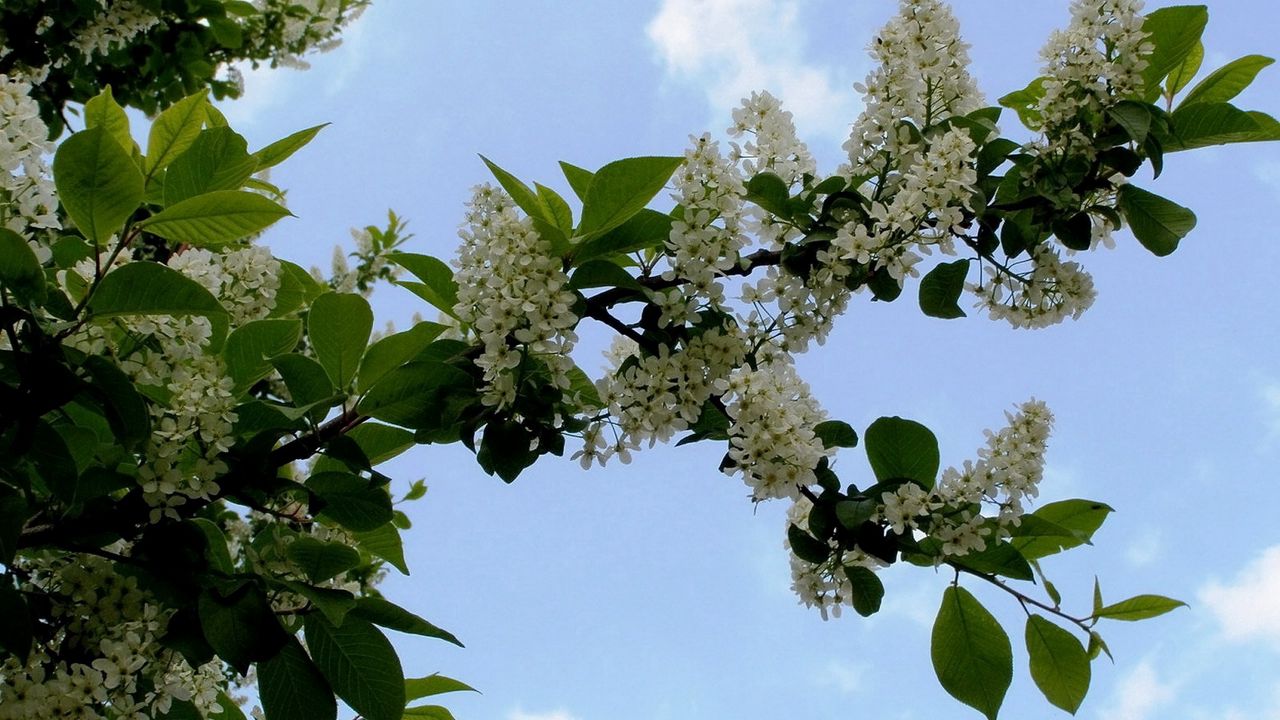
left=0, top=1, right=1277, bottom=719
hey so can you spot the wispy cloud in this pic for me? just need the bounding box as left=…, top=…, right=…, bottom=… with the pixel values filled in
left=1096, top=659, right=1176, bottom=720
left=816, top=659, right=866, bottom=694
left=508, top=708, right=580, bottom=720
left=646, top=0, right=863, bottom=142
left=1199, top=544, right=1280, bottom=647
left=1124, top=526, right=1162, bottom=567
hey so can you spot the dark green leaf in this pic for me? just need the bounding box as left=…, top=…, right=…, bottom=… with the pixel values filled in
left=0, top=229, right=46, bottom=304
left=53, top=127, right=144, bottom=245
left=270, top=260, right=324, bottom=318
left=87, top=262, right=228, bottom=345
left=864, top=416, right=940, bottom=488
left=304, top=614, right=405, bottom=720
left=1117, top=185, right=1196, bottom=256
left=403, top=706, right=456, bottom=719
left=308, top=472, right=393, bottom=532
left=932, top=586, right=1013, bottom=720
left=163, top=127, right=257, bottom=205
left=813, top=420, right=858, bottom=449
left=275, top=580, right=356, bottom=627
left=787, top=523, right=830, bottom=564
left=358, top=361, right=474, bottom=429
left=190, top=518, right=234, bottom=575
left=568, top=259, right=642, bottom=290
left=1094, top=594, right=1187, bottom=622
left=578, top=156, right=683, bottom=238
left=919, top=260, right=969, bottom=319
left=1108, top=101, right=1152, bottom=144
left=309, top=292, right=373, bottom=389
left=350, top=597, right=463, bottom=647
left=0, top=493, right=30, bottom=566
left=0, top=581, right=33, bottom=662
left=745, top=172, right=791, bottom=217
left=1165, top=102, right=1280, bottom=150
left=477, top=419, right=539, bottom=482
left=1052, top=212, right=1093, bottom=252
left=356, top=322, right=446, bottom=393
left=1181, top=55, right=1274, bottom=107
left=842, top=565, right=885, bottom=617
left=258, top=638, right=337, bottom=720
left=950, top=542, right=1034, bottom=581
left=287, top=537, right=362, bottom=583
left=198, top=584, right=286, bottom=674
left=866, top=267, right=903, bottom=302
left=252, top=124, right=328, bottom=170
left=1026, top=615, right=1091, bottom=714
left=138, top=190, right=292, bottom=247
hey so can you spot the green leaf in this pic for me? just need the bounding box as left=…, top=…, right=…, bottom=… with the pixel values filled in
left=198, top=584, right=286, bottom=674
left=405, top=674, right=478, bottom=702
left=568, top=259, right=642, bottom=290
left=1094, top=594, right=1187, bottom=622
left=308, top=472, right=393, bottom=532
left=305, top=614, right=405, bottom=720
left=477, top=419, right=539, bottom=482
left=536, top=182, right=574, bottom=233
left=357, top=322, right=446, bottom=393
left=309, top=292, right=373, bottom=389
left=949, top=542, right=1034, bottom=581
left=224, top=319, right=303, bottom=393
left=571, top=208, right=673, bottom=265
left=566, top=364, right=603, bottom=409
left=918, top=260, right=969, bottom=319
left=998, top=77, right=1046, bottom=129
left=1164, top=41, right=1204, bottom=100
left=258, top=638, right=337, bottom=720
left=270, top=259, right=325, bottom=318
left=842, top=566, right=885, bottom=617
left=314, top=424, right=415, bottom=472
left=1140, top=6, right=1209, bottom=94
left=578, top=156, right=683, bottom=238
left=190, top=518, right=235, bottom=575
left=252, top=124, right=328, bottom=170
left=745, top=172, right=791, bottom=217
left=53, top=127, right=145, bottom=245
left=0, top=581, right=33, bottom=662
left=560, top=161, right=594, bottom=201
left=787, top=523, right=830, bottom=564
left=287, top=536, right=362, bottom=583
left=353, top=523, right=410, bottom=575
left=83, top=86, right=135, bottom=155
left=163, top=128, right=258, bottom=205
left=145, top=91, right=209, bottom=178
left=1025, top=615, right=1091, bottom=714
left=138, top=190, right=292, bottom=247
left=1164, top=102, right=1280, bottom=150
left=813, top=420, right=858, bottom=449
left=275, top=580, right=356, bottom=627
left=1011, top=499, right=1113, bottom=560
left=358, top=361, right=474, bottom=430
left=864, top=416, right=940, bottom=488
left=480, top=155, right=554, bottom=226
left=0, top=228, right=46, bottom=303
left=1108, top=101, right=1152, bottom=144
left=272, top=353, right=336, bottom=413
left=1117, top=185, right=1196, bottom=256
left=87, top=262, right=228, bottom=344
left=0, top=492, right=31, bottom=566
left=390, top=253, right=460, bottom=319
left=1087, top=630, right=1113, bottom=662
left=403, top=706, right=456, bottom=719
left=1180, top=55, right=1274, bottom=108
left=350, top=597, right=463, bottom=647
left=82, top=355, right=151, bottom=448
left=931, top=586, right=1013, bottom=720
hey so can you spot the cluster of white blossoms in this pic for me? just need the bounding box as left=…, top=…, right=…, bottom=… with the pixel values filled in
left=842, top=0, right=984, bottom=178
left=727, top=91, right=816, bottom=187
left=0, top=74, right=59, bottom=237
left=250, top=0, right=368, bottom=68
left=1037, top=0, right=1150, bottom=151
left=67, top=1, right=162, bottom=60
left=970, top=245, right=1097, bottom=329
left=0, top=556, right=226, bottom=720
left=784, top=496, right=885, bottom=620
left=585, top=326, right=746, bottom=464
left=723, top=360, right=830, bottom=501
left=664, top=133, right=747, bottom=306
left=453, top=184, right=579, bottom=408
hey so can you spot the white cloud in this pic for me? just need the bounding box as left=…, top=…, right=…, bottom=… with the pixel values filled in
left=508, top=709, right=580, bottom=720
left=816, top=659, right=866, bottom=694
left=646, top=0, right=862, bottom=142
left=1199, top=544, right=1280, bottom=647
left=1124, top=526, right=1162, bottom=567
left=1096, top=660, right=1176, bottom=720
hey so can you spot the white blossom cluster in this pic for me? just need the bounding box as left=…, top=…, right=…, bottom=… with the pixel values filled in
left=1037, top=0, right=1150, bottom=152
left=249, top=0, right=368, bottom=69
left=784, top=496, right=884, bottom=620
left=970, top=245, right=1097, bottom=329
left=664, top=133, right=748, bottom=306
left=842, top=0, right=984, bottom=178
left=453, top=184, right=579, bottom=408
left=0, top=556, right=226, bottom=720
left=581, top=326, right=746, bottom=466
left=67, top=1, right=162, bottom=60
left=0, top=74, right=59, bottom=239
left=723, top=360, right=830, bottom=501
left=727, top=90, right=816, bottom=186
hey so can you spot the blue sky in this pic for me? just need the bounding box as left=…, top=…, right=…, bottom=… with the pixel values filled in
left=218, top=2, right=1280, bottom=718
